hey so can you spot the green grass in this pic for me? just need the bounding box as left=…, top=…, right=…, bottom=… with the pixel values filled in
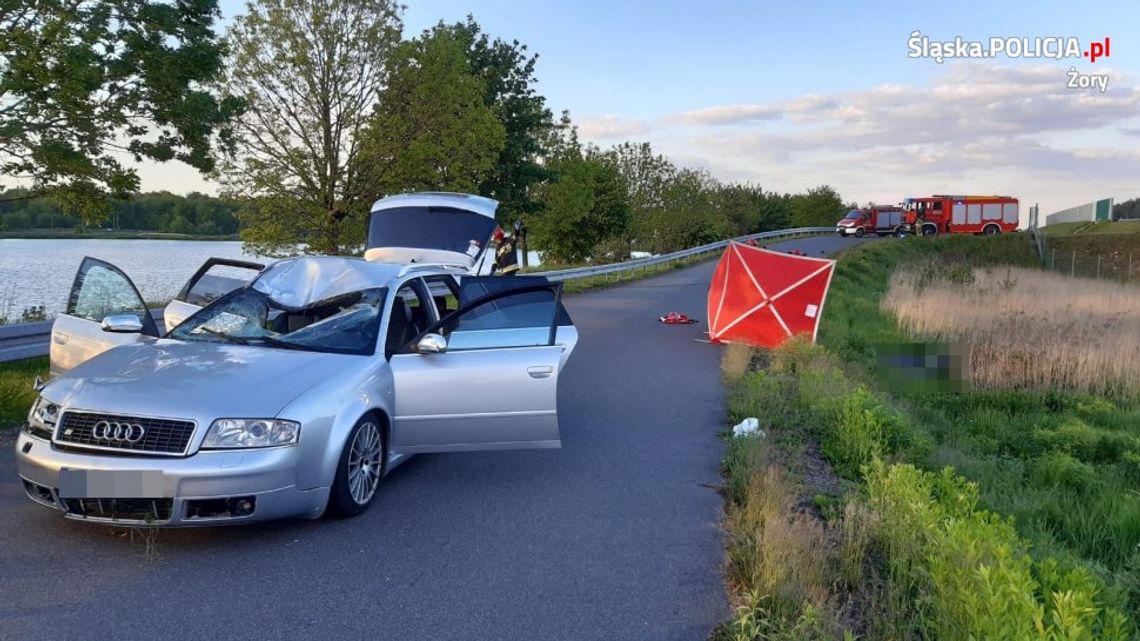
left=1041, top=221, right=1140, bottom=236
left=819, top=234, right=1140, bottom=619
left=717, top=234, right=1140, bottom=639
left=0, top=357, right=47, bottom=427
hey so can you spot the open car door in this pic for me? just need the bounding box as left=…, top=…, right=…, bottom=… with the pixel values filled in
left=50, top=258, right=161, bottom=376
left=162, top=258, right=264, bottom=332
left=388, top=282, right=569, bottom=453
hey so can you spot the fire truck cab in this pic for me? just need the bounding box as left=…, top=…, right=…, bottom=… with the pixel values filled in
left=836, top=205, right=905, bottom=238
left=902, top=195, right=1019, bottom=236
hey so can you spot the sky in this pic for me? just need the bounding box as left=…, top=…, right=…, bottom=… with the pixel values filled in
left=142, top=0, right=1140, bottom=217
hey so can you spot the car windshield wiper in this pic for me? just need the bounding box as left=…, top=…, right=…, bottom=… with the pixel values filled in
left=249, top=335, right=313, bottom=352
left=196, top=326, right=253, bottom=345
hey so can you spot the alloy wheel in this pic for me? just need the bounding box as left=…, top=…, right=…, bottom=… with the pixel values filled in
left=347, top=421, right=383, bottom=505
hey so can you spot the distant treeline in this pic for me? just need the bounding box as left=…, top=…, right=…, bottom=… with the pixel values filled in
left=1114, top=197, right=1140, bottom=221
left=0, top=189, right=240, bottom=235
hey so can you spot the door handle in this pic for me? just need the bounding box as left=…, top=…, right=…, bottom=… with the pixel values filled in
left=527, top=366, right=553, bottom=379
left=53, top=332, right=70, bottom=345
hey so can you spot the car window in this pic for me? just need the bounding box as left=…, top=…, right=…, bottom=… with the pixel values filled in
left=423, top=275, right=460, bottom=318
left=428, top=287, right=557, bottom=351
left=386, top=282, right=430, bottom=357
left=68, top=262, right=148, bottom=323
left=183, top=264, right=262, bottom=306
left=171, top=287, right=386, bottom=355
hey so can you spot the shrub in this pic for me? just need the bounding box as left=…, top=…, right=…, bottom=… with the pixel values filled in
left=864, top=461, right=1130, bottom=641
left=821, top=387, right=918, bottom=479
left=1031, top=452, right=1100, bottom=492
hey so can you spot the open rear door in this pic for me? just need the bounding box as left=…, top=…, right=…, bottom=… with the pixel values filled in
left=163, top=258, right=264, bottom=332
left=50, top=258, right=160, bottom=375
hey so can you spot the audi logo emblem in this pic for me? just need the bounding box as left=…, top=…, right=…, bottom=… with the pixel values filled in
left=91, top=420, right=146, bottom=444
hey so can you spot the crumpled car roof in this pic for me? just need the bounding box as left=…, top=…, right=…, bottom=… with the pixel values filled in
left=252, top=256, right=400, bottom=309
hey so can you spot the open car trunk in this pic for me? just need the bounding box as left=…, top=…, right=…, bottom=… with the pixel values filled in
left=363, top=193, right=499, bottom=269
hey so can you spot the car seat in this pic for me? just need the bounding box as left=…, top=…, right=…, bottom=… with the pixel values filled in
left=386, top=298, right=415, bottom=357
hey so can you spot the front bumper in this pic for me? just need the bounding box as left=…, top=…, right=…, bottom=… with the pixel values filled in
left=836, top=226, right=856, bottom=236
left=15, top=431, right=328, bottom=526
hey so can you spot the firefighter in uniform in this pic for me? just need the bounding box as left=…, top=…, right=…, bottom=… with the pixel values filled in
left=492, top=227, right=520, bottom=276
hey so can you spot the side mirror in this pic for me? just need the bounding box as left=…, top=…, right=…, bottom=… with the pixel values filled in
left=101, top=314, right=144, bottom=334
left=416, top=333, right=447, bottom=354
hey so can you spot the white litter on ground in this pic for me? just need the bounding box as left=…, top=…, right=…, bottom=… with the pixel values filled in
left=732, top=417, right=765, bottom=438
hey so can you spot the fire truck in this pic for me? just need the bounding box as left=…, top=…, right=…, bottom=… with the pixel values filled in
left=836, top=205, right=906, bottom=237
left=901, top=195, right=1019, bottom=236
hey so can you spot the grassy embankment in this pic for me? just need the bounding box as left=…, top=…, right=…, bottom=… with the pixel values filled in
left=715, top=234, right=1138, bottom=640
left=1039, top=221, right=1140, bottom=281
left=0, top=357, right=47, bottom=429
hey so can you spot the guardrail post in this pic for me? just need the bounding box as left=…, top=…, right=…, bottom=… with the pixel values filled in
left=1071, top=250, right=1076, bottom=277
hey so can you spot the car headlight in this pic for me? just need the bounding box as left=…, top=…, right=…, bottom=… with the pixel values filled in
left=25, top=396, right=59, bottom=439
left=201, top=419, right=301, bottom=449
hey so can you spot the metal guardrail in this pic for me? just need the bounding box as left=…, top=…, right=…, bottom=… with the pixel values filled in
left=538, top=227, right=835, bottom=281
left=0, top=227, right=834, bottom=364
left=0, top=320, right=55, bottom=363
left=0, top=311, right=165, bottom=365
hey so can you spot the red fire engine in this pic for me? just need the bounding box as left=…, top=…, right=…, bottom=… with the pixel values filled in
left=901, top=195, right=1019, bottom=236
left=836, top=205, right=906, bottom=237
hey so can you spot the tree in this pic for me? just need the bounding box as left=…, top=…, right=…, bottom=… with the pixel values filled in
left=530, top=151, right=629, bottom=264
left=0, top=0, right=241, bottom=222
left=221, top=0, right=402, bottom=256
left=789, top=185, right=846, bottom=228
left=434, top=17, right=556, bottom=225
left=357, top=27, right=505, bottom=195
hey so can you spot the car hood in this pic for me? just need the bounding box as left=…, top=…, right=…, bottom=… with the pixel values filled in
left=836, top=219, right=857, bottom=227
left=44, top=340, right=362, bottom=423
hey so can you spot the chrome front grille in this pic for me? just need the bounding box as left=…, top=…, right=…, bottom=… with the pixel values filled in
left=55, top=411, right=196, bottom=456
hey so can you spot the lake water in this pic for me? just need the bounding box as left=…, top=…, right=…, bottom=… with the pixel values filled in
left=0, top=239, right=262, bottom=319
left=0, top=239, right=544, bottom=321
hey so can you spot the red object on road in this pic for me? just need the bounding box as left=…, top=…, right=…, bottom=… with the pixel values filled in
left=659, top=311, right=698, bottom=324
left=706, top=241, right=835, bottom=348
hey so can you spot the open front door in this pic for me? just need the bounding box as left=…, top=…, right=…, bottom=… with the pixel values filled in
left=163, top=258, right=264, bottom=332
left=50, top=258, right=160, bottom=375
left=389, top=283, right=567, bottom=453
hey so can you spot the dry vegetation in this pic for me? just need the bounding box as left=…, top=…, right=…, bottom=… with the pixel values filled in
left=882, top=266, right=1140, bottom=396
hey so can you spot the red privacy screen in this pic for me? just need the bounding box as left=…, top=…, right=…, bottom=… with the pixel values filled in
left=707, top=241, right=836, bottom=348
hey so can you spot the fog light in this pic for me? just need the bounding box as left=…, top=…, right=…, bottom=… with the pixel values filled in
left=233, top=498, right=254, bottom=516
left=185, top=496, right=257, bottom=519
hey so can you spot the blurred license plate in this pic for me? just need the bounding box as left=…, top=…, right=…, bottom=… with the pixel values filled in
left=58, top=469, right=164, bottom=498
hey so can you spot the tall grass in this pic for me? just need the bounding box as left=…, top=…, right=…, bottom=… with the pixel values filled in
left=882, top=266, right=1140, bottom=396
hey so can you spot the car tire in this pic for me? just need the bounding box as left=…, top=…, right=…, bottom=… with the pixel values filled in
left=328, top=414, right=387, bottom=518
left=922, top=224, right=937, bottom=236
left=855, top=228, right=865, bottom=238
left=983, top=225, right=1000, bottom=236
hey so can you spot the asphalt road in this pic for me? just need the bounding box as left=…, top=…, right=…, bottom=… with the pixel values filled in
left=0, top=235, right=872, bottom=641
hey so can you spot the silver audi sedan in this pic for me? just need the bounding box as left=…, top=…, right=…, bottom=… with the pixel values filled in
left=16, top=193, right=578, bottom=526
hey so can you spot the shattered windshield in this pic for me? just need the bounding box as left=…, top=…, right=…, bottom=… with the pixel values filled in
left=170, top=287, right=387, bottom=355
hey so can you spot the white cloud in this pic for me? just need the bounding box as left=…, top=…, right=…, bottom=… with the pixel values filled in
left=577, top=115, right=651, bottom=140
left=650, top=63, right=1140, bottom=212
left=667, top=104, right=781, bottom=126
